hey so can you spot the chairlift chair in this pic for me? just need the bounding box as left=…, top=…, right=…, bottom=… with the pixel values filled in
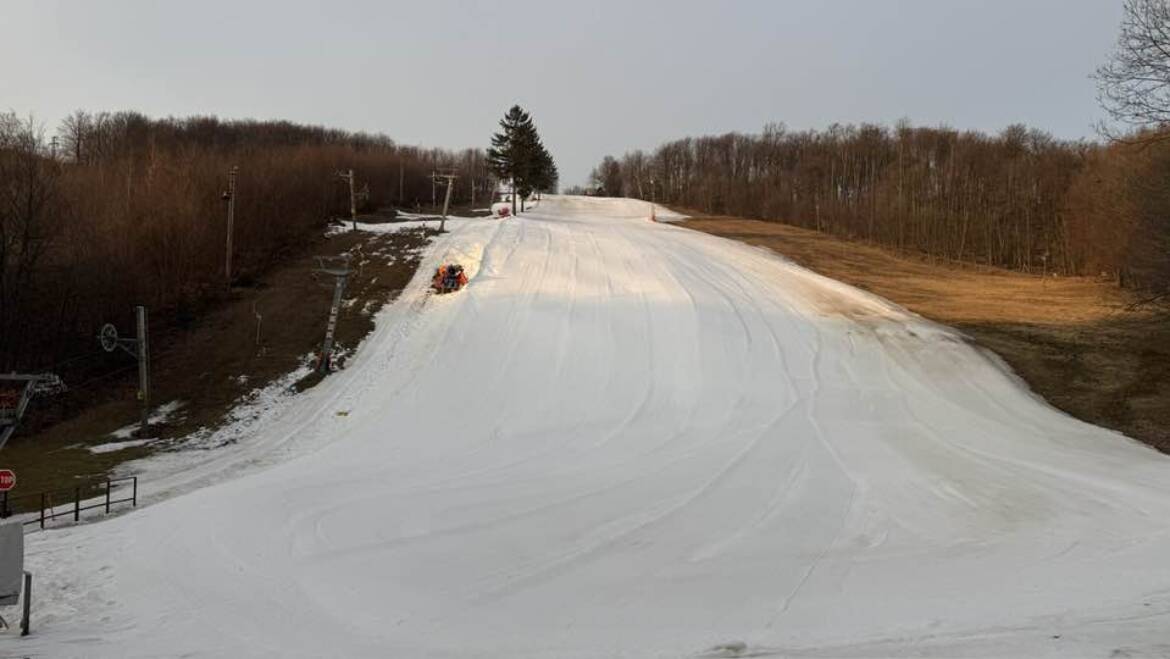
left=0, top=374, right=65, bottom=451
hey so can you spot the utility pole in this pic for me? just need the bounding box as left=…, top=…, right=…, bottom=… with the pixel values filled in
left=431, top=172, right=457, bottom=232
left=336, top=169, right=357, bottom=231
left=223, top=166, right=238, bottom=284
left=135, top=306, right=151, bottom=437
left=347, top=169, right=356, bottom=230
left=315, top=257, right=351, bottom=374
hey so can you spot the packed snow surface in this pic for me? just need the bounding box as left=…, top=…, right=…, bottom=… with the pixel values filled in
left=15, top=196, right=1170, bottom=657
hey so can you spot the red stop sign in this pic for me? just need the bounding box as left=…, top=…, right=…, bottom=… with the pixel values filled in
left=0, top=470, right=14, bottom=491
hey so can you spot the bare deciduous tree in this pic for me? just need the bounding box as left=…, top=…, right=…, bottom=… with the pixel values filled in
left=0, top=113, right=64, bottom=366
left=57, top=110, right=92, bottom=162
left=592, top=122, right=1085, bottom=275
left=1096, top=0, right=1170, bottom=140
left=589, top=156, right=622, bottom=197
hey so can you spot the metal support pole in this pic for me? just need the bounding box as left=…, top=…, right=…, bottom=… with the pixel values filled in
left=20, top=571, right=30, bottom=636
left=105, top=480, right=111, bottom=514
left=131, top=477, right=137, bottom=507
left=136, top=306, right=151, bottom=438
left=73, top=487, right=80, bottom=522
left=1, top=491, right=7, bottom=518
left=39, top=493, right=45, bottom=529
left=318, top=273, right=348, bottom=374
left=225, top=166, right=238, bottom=284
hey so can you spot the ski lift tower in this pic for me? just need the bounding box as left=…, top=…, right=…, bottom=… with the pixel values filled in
left=98, top=306, right=152, bottom=438
left=314, top=255, right=352, bottom=374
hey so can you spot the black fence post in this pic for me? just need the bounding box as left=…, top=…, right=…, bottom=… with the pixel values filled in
left=20, top=571, right=31, bottom=636
left=105, top=480, right=111, bottom=514
left=132, top=477, right=137, bottom=507
left=39, top=493, right=45, bottom=529
left=73, top=487, right=80, bottom=522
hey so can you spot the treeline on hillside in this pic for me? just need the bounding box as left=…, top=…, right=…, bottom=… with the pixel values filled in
left=0, top=111, right=493, bottom=374
left=588, top=122, right=1170, bottom=289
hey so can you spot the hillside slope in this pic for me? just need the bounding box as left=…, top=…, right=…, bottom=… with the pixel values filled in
left=17, top=196, right=1170, bottom=658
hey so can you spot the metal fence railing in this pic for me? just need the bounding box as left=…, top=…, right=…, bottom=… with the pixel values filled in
left=0, top=476, right=137, bottom=529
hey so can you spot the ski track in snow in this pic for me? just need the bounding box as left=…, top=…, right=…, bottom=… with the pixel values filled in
left=11, top=195, right=1170, bottom=658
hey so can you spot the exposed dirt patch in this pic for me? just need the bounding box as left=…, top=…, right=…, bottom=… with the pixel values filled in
left=3, top=224, right=434, bottom=498
left=681, top=214, right=1170, bottom=452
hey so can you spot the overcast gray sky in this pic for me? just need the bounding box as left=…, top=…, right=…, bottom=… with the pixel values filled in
left=1, top=1, right=1123, bottom=186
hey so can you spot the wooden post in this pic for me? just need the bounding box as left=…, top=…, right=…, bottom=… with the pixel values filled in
left=136, top=306, right=151, bottom=438
left=225, top=166, right=238, bottom=284
left=39, top=493, right=45, bottom=529
left=253, top=302, right=262, bottom=346
left=132, top=477, right=138, bottom=507
left=105, top=480, right=111, bottom=514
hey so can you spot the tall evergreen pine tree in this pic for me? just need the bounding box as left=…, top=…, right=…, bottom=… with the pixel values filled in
left=487, top=105, right=557, bottom=214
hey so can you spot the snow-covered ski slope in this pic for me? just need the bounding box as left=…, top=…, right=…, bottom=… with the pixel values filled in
left=20, top=195, right=1170, bottom=658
